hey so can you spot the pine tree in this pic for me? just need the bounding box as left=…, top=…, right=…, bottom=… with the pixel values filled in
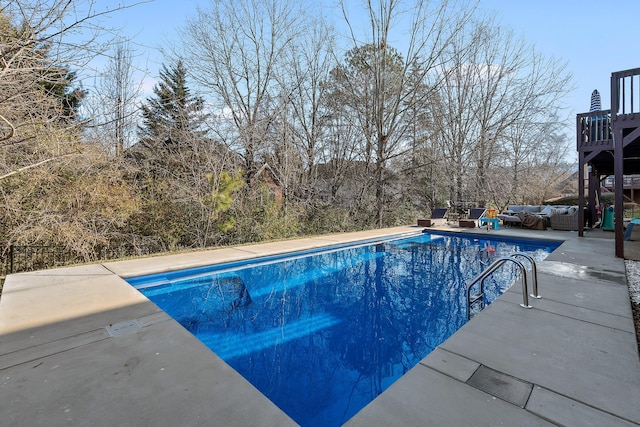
left=1, top=10, right=86, bottom=143
left=39, top=67, right=86, bottom=124
left=131, top=60, right=221, bottom=249
left=138, top=60, right=208, bottom=158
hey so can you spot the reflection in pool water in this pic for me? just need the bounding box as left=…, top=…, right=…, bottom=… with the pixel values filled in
left=131, top=232, right=559, bottom=426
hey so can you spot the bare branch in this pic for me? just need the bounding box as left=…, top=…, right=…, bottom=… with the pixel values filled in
left=0, top=152, right=79, bottom=181
left=0, top=113, right=15, bottom=142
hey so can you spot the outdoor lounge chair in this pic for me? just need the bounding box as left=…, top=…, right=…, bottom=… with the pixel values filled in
left=550, top=206, right=579, bottom=231
left=459, top=208, right=486, bottom=228
left=417, top=208, right=448, bottom=227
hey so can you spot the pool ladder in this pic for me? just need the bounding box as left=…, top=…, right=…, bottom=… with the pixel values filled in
left=466, top=253, right=540, bottom=320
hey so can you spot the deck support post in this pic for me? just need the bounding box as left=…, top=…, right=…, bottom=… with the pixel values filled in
left=578, top=151, right=585, bottom=237
left=612, top=74, right=625, bottom=258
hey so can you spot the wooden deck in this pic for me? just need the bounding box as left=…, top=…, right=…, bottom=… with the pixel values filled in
left=578, top=67, right=640, bottom=257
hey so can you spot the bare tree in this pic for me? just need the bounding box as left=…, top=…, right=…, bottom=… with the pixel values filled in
left=108, top=38, right=139, bottom=156
left=427, top=65, right=477, bottom=213
left=324, top=121, right=365, bottom=203
left=493, top=115, right=572, bottom=207
left=269, top=17, right=336, bottom=206
left=0, top=0, right=148, bottom=178
left=180, top=0, right=305, bottom=184
left=0, top=1, right=149, bottom=256
left=432, top=18, right=572, bottom=211
left=335, top=0, right=476, bottom=227
left=400, top=80, right=453, bottom=215
left=464, top=21, right=572, bottom=206
left=83, top=38, right=142, bottom=155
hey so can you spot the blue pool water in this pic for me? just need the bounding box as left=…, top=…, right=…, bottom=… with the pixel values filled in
left=128, top=232, right=560, bottom=426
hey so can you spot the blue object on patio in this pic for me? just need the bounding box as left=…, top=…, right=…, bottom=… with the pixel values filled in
left=478, top=217, right=500, bottom=230
left=602, top=206, right=615, bottom=231
left=624, top=218, right=640, bottom=241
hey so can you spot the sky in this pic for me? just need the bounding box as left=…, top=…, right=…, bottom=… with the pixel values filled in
left=477, top=0, right=638, bottom=115
left=84, top=0, right=639, bottom=153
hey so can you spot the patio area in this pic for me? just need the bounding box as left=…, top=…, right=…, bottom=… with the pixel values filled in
left=1, top=225, right=639, bottom=426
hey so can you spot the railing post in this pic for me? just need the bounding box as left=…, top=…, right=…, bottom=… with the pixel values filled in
left=511, top=253, right=540, bottom=299
left=9, top=244, right=14, bottom=274
left=466, top=255, right=537, bottom=319
left=519, top=271, right=531, bottom=309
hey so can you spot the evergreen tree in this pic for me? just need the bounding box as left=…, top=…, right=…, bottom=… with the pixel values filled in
left=132, top=60, right=225, bottom=249
left=39, top=67, right=87, bottom=124
left=1, top=10, right=86, bottom=143
left=138, top=60, right=208, bottom=157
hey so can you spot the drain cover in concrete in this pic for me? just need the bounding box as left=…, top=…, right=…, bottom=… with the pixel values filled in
left=467, top=365, right=533, bottom=407
left=106, top=319, right=143, bottom=337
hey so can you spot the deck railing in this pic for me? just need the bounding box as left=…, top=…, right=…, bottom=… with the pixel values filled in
left=603, top=175, right=640, bottom=188
left=577, top=68, right=640, bottom=151
left=612, top=67, right=640, bottom=118
left=576, top=110, right=613, bottom=150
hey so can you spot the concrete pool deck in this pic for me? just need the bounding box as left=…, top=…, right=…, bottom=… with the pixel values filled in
left=1, top=226, right=639, bottom=426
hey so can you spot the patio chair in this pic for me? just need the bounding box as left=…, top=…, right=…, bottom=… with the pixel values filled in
left=550, top=206, right=579, bottom=231
left=459, top=208, right=487, bottom=228
left=417, top=208, right=448, bottom=227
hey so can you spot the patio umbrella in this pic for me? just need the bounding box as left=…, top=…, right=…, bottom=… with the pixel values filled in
left=590, top=89, right=601, bottom=112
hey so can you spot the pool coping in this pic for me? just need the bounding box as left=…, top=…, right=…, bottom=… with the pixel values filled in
left=1, top=225, right=639, bottom=426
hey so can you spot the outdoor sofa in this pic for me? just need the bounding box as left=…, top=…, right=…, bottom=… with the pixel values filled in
left=498, top=205, right=579, bottom=231
left=549, top=206, right=580, bottom=231
left=498, top=205, right=556, bottom=227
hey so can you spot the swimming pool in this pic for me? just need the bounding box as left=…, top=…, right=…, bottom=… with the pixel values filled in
left=128, top=232, right=560, bottom=426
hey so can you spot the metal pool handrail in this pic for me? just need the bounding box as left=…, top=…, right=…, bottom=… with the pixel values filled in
left=509, top=252, right=540, bottom=299
left=466, top=253, right=540, bottom=320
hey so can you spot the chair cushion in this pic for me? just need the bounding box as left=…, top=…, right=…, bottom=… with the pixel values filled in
left=539, top=205, right=554, bottom=216
left=431, top=208, right=447, bottom=219
left=468, top=208, right=486, bottom=219
left=551, top=207, right=568, bottom=215
left=521, top=206, right=542, bottom=213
